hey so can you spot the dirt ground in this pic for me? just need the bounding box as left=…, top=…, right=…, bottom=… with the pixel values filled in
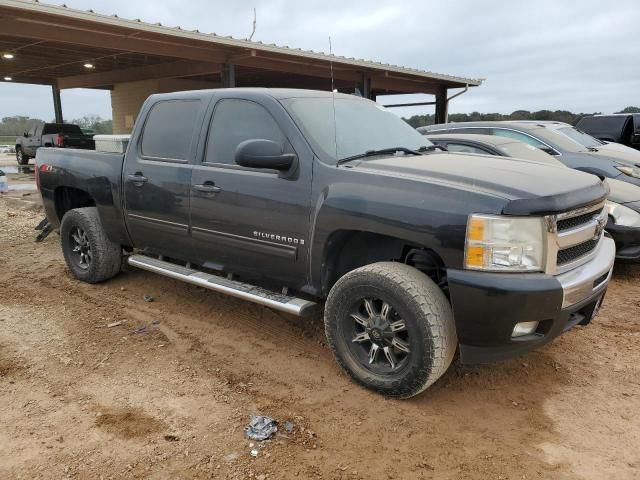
left=1, top=195, right=639, bottom=480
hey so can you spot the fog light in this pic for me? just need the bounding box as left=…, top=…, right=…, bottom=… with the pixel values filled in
left=512, top=321, right=539, bottom=338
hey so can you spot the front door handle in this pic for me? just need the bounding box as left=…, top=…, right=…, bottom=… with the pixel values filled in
left=127, top=173, right=148, bottom=185
left=193, top=182, right=221, bottom=194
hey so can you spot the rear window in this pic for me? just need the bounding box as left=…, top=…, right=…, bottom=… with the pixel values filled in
left=141, top=100, right=201, bottom=160
left=43, top=124, right=83, bottom=135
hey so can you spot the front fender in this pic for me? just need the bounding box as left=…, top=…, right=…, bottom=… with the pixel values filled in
left=308, top=168, right=506, bottom=293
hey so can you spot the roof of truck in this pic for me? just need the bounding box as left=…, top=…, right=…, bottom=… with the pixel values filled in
left=150, top=87, right=372, bottom=101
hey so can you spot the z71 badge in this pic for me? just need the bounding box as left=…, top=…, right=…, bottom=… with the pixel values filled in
left=253, top=231, right=305, bottom=245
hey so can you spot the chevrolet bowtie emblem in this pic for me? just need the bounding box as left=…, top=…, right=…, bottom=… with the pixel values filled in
left=593, top=215, right=606, bottom=240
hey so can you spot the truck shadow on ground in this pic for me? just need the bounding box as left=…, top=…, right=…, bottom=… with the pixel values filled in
left=612, top=262, right=640, bottom=280
left=106, top=266, right=577, bottom=477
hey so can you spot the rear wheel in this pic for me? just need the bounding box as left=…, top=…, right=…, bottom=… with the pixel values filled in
left=16, top=147, right=29, bottom=165
left=324, top=262, right=457, bottom=398
left=60, top=207, right=122, bottom=283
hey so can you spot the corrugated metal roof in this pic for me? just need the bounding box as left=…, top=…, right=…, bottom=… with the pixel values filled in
left=2, top=0, right=482, bottom=87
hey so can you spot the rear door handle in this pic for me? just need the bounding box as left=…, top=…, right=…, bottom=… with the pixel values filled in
left=193, top=182, right=221, bottom=193
left=127, top=173, right=148, bottom=184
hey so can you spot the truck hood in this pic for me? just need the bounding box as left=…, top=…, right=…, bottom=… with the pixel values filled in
left=356, top=152, right=608, bottom=215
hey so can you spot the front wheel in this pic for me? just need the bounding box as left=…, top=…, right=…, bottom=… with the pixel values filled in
left=324, top=262, right=457, bottom=398
left=60, top=207, right=122, bottom=283
left=16, top=147, right=29, bottom=165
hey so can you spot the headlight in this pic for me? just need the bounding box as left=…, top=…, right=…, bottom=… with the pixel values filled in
left=465, top=214, right=545, bottom=272
left=605, top=201, right=640, bottom=227
left=616, top=166, right=640, bottom=179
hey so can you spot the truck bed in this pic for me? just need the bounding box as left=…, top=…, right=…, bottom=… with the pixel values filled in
left=36, top=147, right=130, bottom=246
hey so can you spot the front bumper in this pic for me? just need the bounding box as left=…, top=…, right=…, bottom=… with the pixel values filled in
left=448, top=236, right=615, bottom=364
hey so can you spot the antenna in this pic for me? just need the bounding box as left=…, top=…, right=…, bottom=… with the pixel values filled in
left=329, top=36, right=338, bottom=161
left=248, top=8, right=257, bottom=41
left=328, top=36, right=335, bottom=92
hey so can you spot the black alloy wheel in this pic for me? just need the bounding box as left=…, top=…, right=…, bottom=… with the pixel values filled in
left=69, top=226, right=92, bottom=270
left=346, top=297, right=411, bottom=373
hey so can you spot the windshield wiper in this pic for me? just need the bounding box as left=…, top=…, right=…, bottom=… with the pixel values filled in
left=337, top=146, right=426, bottom=166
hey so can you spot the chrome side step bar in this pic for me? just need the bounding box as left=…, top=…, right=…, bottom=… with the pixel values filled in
left=127, top=254, right=318, bottom=317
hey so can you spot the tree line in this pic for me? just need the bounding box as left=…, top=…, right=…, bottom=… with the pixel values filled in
left=403, top=106, right=640, bottom=128
left=0, top=115, right=113, bottom=136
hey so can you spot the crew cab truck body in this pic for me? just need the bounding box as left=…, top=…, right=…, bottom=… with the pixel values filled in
left=36, top=89, right=616, bottom=398
left=16, top=123, right=94, bottom=165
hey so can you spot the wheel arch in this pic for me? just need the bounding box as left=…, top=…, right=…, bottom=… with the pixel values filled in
left=321, top=229, right=447, bottom=296
left=54, top=186, right=97, bottom=223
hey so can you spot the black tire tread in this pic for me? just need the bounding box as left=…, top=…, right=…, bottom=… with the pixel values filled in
left=60, top=207, right=122, bottom=283
left=324, top=262, right=457, bottom=398
left=16, top=146, right=29, bottom=165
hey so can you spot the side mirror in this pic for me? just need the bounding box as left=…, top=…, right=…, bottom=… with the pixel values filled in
left=235, top=139, right=296, bottom=170
left=23, top=132, right=29, bottom=138
left=538, top=145, right=557, bottom=155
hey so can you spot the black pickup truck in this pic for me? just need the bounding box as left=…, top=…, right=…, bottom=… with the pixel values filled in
left=16, top=123, right=94, bottom=165
left=36, top=88, right=615, bottom=398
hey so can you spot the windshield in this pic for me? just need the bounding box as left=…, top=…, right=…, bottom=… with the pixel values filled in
left=283, top=96, right=432, bottom=162
left=525, top=127, right=591, bottom=153
left=556, top=126, right=604, bottom=148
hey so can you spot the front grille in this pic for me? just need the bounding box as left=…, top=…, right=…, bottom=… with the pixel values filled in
left=557, top=208, right=603, bottom=232
left=557, top=239, right=599, bottom=266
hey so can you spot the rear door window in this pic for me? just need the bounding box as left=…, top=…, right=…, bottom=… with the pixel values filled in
left=141, top=100, right=202, bottom=161
left=205, top=99, right=286, bottom=165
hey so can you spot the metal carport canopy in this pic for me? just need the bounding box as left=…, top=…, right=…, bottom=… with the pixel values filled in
left=0, top=0, right=482, bottom=121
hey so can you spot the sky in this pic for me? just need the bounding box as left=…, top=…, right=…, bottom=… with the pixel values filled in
left=1, top=0, right=639, bottom=121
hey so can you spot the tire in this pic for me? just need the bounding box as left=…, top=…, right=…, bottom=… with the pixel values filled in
left=60, top=207, right=122, bottom=284
left=16, top=146, right=29, bottom=165
left=324, top=262, right=457, bottom=398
